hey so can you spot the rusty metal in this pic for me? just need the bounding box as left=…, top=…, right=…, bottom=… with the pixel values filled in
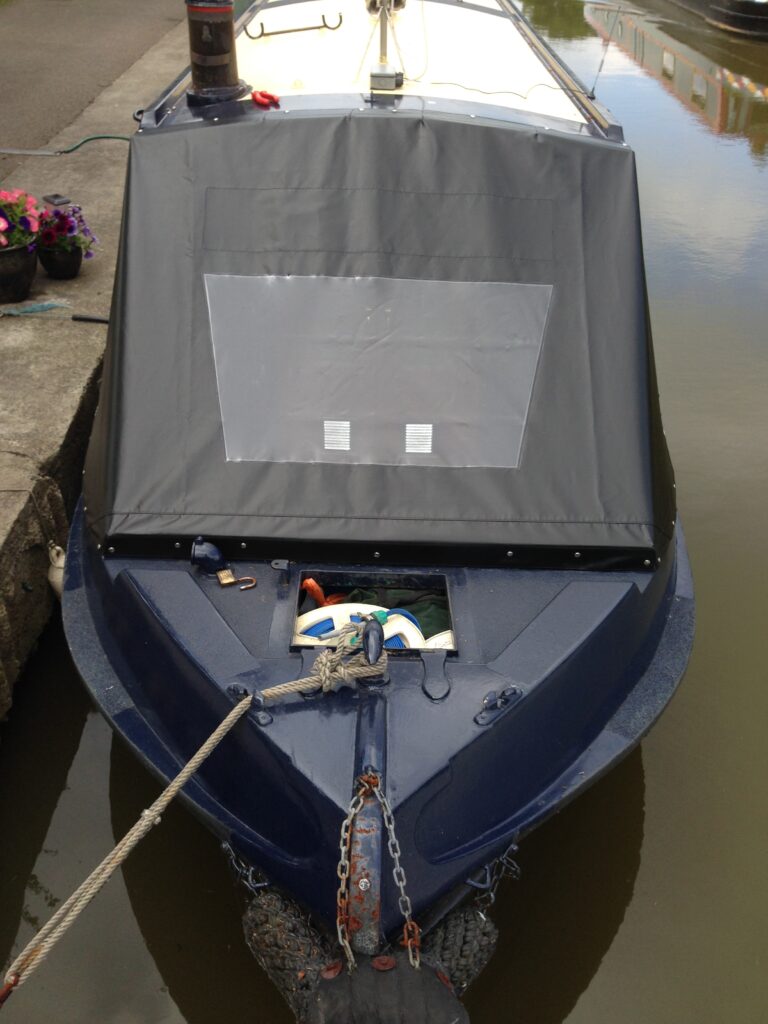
left=436, top=970, right=454, bottom=991
left=371, top=955, right=397, bottom=972
left=336, top=772, right=421, bottom=972
left=347, top=783, right=383, bottom=955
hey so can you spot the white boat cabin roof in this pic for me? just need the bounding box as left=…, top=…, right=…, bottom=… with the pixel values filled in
left=236, top=0, right=588, bottom=125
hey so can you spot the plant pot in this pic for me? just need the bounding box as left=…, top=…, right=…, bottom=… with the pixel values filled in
left=0, top=244, right=37, bottom=303
left=38, top=246, right=83, bottom=280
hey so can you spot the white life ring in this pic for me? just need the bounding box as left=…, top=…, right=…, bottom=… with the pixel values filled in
left=293, top=602, right=426, bottom=649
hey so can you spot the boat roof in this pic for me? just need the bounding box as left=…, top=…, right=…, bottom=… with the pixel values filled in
left=236, top=0, right=586, bottom=124
left=146, top=0, right=619, bottom=139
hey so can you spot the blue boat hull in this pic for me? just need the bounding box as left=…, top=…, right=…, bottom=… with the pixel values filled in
left=62, top=501, right=694, bottom=939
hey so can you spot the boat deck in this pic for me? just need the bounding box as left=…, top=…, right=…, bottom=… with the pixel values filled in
left=236, top=0, right=588, bottom=123
left=64, top=498, right=694, bottom=933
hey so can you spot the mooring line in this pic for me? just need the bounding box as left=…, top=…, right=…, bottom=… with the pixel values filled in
left=1, top=625, right=386, bottom=1009
left=0, top=693, right=254, bottom=1008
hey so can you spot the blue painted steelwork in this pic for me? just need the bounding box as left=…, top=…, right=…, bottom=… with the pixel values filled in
left=61, top=0, right=694, bottom=952
left=62, top=501, right=694, bottom=940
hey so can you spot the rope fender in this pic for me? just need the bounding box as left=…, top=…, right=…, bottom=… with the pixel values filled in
left=243, top=889, right=334, bottom=1021
left=242, top=889, right=479, bottom=1024
left=423, top=905, right=499, bottom=995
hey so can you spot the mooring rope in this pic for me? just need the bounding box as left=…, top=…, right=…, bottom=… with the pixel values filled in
left=0, top=693, right=253, bottom=1008
left=0, top=625, right=386, bottom=1009
left=260, top=624, right=388, bottom=703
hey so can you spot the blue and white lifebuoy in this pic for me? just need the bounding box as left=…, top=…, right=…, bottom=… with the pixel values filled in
left=293, top=603, right=427, bottom=649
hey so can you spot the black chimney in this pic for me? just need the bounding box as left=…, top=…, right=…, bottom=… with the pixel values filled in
left=186, top=1, right=249, bottom=105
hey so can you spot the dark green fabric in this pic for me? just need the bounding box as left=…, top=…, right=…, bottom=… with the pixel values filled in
left=346, top=588, right=450, bottom=639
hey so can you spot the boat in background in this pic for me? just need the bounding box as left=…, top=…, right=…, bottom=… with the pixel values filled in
left=666, top=0, right=768, bottom=39
left=62, top=0, right=695, bottom=1018
left=586, top=0, right=768, bottom=156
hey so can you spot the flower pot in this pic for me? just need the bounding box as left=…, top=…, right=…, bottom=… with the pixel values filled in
left=38, top=246, right=83, bottom=280
left=0, top=245, right=37, bottom=303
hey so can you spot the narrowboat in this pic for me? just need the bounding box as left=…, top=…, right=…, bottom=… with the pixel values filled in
left=62, top=0, right=695, bottom=1018
left=668, top=0, right=768, bottom=39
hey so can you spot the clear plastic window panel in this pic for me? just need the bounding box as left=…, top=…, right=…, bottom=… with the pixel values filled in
left=204, top=275, right=552, bottom=469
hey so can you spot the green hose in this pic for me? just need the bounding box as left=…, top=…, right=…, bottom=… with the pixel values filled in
left=0, top=134, right=131, bottom=158
left=59, top=134, right=131, bottom=153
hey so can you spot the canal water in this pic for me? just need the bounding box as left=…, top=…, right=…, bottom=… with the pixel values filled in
left=2, top=1, right=766, bottom=1020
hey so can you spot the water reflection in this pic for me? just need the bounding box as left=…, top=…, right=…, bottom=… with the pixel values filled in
left=109, top=728, right=644, bottom=1024
left=0, top=622, right=645, bottom=1024
left=585, top=0, right=768, bottom=158
left=108, top=737, right=293, bottom=1024
left=465, top=750, right=645, bottom=1023
left=0, top=620, right=89, bottom=976
left=519, top=0, right=595, bottom=39
left=1, top=4, right=767, bottom=1022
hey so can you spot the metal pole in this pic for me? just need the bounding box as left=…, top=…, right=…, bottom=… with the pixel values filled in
left=379, top=2, right=388, bottom=65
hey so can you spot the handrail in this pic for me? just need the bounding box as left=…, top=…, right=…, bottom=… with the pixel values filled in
left=245, top=12, right=343, bottom=39
left=494, top=0, right=615, bottom=136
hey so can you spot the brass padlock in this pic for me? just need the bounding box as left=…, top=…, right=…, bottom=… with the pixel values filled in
left=216, top=568, right=257, bottom=591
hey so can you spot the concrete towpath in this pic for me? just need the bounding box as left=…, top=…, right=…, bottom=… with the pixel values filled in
left=0, top=21, right=190, bottom=717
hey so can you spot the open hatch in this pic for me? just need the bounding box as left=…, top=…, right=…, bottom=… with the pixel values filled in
left=292, top=570, right=456, bottom=651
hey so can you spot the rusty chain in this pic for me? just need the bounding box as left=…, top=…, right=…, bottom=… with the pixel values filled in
left=336, top=783, right=368, bottom=971
left=369, top=776, right=421, bottom=968
left=335, top=773, right=421, bottom=973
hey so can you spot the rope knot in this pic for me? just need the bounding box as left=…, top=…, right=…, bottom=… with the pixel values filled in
left=317, top=648, right=356, bottom=692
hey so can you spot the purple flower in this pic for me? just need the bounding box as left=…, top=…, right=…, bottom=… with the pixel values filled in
left=84, top=250, right=94, bottom=259
left=27, top=242, right=36, bottom=252
left=53, top=209, right=61, bottom=217
left=66, top=218, right=77, bottom=235
left=18, top=215, right=30, bottom=232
